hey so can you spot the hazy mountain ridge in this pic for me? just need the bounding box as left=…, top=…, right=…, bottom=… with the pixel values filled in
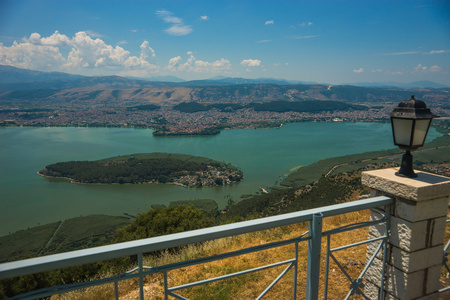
left=0, top=65, right=449, bottom=105
left=0, top=65, right=84, bottom=84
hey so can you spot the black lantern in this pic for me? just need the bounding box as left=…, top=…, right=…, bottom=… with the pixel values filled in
left=390, top=95, right=439, bottom=178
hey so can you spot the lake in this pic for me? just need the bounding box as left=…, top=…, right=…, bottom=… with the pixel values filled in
left=0, top=122, right=441, bottom=236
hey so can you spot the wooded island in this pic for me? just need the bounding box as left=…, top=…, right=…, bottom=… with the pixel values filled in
left=38, top=153, right=243, bottom=187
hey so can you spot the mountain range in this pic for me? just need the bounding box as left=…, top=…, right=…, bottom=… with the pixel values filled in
left=0, top=65, right=448, bottom=106
left=1, top=65, right=448, bottom=89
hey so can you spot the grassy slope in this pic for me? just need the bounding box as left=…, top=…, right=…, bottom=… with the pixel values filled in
left=0, top=216, right=131, bottom=262
left=42, top=215, right=132, bottom=255
left=0, top=222, right=60, bottom=263
left=282, top=134, right=450, bottom=188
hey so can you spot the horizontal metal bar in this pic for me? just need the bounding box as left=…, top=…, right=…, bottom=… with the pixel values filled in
left=0, top=196, right=392, bottom=280
left=323, top=218, right=385, bottom=237
left=331, top=236, right=386, bottom=252
left=169, top=259, right=296, bottom=292
left=150, top=235, right=307, bottom=274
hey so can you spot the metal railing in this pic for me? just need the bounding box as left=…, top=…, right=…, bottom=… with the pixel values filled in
left=0, top=196, right=393, bottom=300
left=440, top=204, right=450, bottom=294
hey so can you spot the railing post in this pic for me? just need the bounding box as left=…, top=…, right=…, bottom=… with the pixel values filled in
left=306, top=213, right=323, bottom=300
left=293, top=242, right=299, bottom=300
left=362, top=168, right=450, bottom=300
left=138, top=253, right=144, bottom=300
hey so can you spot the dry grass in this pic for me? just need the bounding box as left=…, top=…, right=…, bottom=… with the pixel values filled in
left=51, top=209, right=379, bottom=299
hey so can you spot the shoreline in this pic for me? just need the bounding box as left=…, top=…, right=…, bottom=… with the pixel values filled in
left=1, top=119, right=391, bottom=135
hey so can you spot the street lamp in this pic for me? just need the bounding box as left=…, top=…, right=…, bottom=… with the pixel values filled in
left=390, top=95, right=439, bottom=178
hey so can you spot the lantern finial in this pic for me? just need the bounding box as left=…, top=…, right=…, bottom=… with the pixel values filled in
left=390, top=96, right=438, bottom=178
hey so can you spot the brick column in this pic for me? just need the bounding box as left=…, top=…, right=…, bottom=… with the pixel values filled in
left=362, top=168, right=450, bottom=300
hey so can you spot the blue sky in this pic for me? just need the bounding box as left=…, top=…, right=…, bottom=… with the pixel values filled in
left=0, top=0, right=449, bottom=84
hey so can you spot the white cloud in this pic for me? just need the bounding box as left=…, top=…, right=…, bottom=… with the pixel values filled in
left=0, top=40, right=65, bottom=70
left=130, top=29, right=138, bottom=33
left=385, top=50, right=450, bottom=55
left=385, top=51, right=421, bottom=55
left=156, top=10, right=182, bottom=23
left=39, top=31, right=71, bottom=46
left=200, top=15, right=209, bottom=21
left=425, top=50, right=450, bottom=55
left=353, top=68, right=364, bottom=73
left=84, top=30, right=103, bottom=38
left=257, top=39, right=271, bottom=43
left=241, top=59, right=261, bottom=67
left=429, top=65, right=442, bottom=72
left=414, top=64, right=427, bottom=72
left=0, top=31, right=158, bottom=74
left=413, top=64, right=443, bottom=73
left=300, top=22, right=313, bottom=27
left=140, top=41, right=155, bottom=60
left=165, top=24, right=193, bottom=36
left=156, top=10, right=193, bottom=36
left=265, top=20, right=274, bottom=25
left=167, top=52, right=231, bottom=73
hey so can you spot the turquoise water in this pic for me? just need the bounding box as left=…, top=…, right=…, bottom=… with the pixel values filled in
left=0, top=123, right=441, bottom=236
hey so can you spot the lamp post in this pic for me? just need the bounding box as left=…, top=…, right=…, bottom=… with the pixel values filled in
left=390, top=95, right=438, bottom=178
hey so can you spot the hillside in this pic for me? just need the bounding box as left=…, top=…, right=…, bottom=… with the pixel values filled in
left=0, top=65, right=84, bottom=84
left=1, top=83, right=449, bottom=105
left=0, top=66, right=449, bottom=106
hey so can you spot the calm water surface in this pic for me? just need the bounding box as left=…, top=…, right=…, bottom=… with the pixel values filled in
left=0, top=123, right=441, bottom=236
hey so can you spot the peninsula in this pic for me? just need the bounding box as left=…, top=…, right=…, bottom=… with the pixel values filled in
left=38, top=153, right=243, bottom=187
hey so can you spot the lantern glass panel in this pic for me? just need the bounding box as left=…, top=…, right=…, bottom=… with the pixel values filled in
left=412, top=119, right=431, bottom=147
left=392, top=118, right=413, bottom=147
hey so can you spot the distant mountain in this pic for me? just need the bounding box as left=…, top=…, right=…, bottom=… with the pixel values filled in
left=344, top=81, right=449, bottom=89
left=0, top=65, right=84, bottom=84
left=191, top=77, right=319, bottom=86
left=0, top=74, right=176, bottom=92
left=62, top=75, right=171, bottom=89
left=132, top=75, right=185, bottom=83
left=0, top=66, right=448, bottom=106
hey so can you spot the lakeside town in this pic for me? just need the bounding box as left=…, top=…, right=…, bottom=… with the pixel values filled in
left=0, top=102, right=411, bottom=134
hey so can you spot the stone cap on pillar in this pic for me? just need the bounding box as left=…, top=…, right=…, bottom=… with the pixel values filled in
left=362, top=168, right=450, bottom=202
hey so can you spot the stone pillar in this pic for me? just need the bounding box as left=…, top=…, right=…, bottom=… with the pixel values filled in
left=362, top=168, right=450, bottom=300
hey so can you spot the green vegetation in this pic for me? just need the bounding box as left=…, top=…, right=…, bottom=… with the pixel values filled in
left=282, top=131, right=450, bottom=188
left=153, top=126, right=222, bottom=136
left=173, top=100, right=368, bottom=113
left=0, top=205, right=214, bottom=299
left=173, top=102, right=209, bottom=113
left=169, top=199, right=219, bottom=216
left=223, top=169, right=367, bottom=220
left=0, top=222, right=60, bottom=263
left=126, top=104, right=160, bottom=111
left=39, top=152, right=243, bottom=187
left=248, top=100, right=368, bottom=113
left=0, top=215, right=131, bottom=263
left=112, top=205, right=214, bottom=243
left=42, top=215, right=132, bottom=255
left=0, top=89, right=59, bottom=100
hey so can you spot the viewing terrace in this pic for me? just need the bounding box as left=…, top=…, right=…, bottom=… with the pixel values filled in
left=1, top=168, right=449, bottom=299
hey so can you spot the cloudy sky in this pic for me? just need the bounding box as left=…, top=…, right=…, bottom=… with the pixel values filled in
left=0, top=0, right=449, bottom=84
